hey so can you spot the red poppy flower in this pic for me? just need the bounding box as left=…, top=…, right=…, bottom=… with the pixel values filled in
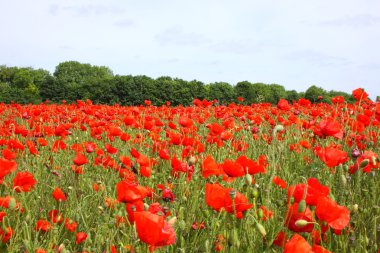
left=205, top=183, right=252, bottom=218
left=272, top=176, right=287, bottom=189
left=0, top=158, right=17, bottom=184
left=201, top=155, right=226, bottom=178
left=0, top=227, right=13, bottom=243
left=49, top=209, right=63, bottom=223
left=0, top=212, right=6, bottom=222
left=314, top=145, right=349, bottom=168
left=35, top=249, right=47, bottom=253
left=272, top=231, right=287, bottom=248
left=237, top=155, right=268, bottom=175
left=105, top=143, right=118, bottom=154
left=284, top=234, right=313, bottom=253
left=12, top=171, right=37, bottom=192
left=277, top=99, right=291, bottom=111
left=287, top=178, right=330, bottom=206
left=26, top=141, right=39, bottom=155
left=116, top=181, right=152, bottom=203
left=315, top=196, right=350, bottom=230
left=76, top=232, right=88, bottom=244
left=312, top=244, right=332, bottom=253
left=350, top=150, right=379, bottom=173
left=285, top=202, right=315, bottom=233
left=35, top=219, right=52, bottom=232
left=52, top=187, right=67, bottom=202
left=352, top=88, right=368, bottom=101
left=73, top=153, right=88, bottom=166
left=2, top=148, right=16, bottom=160
left=65, top=218, right=77, bottom=232
left=258, top=205, right=273, bottom=221
left=85, top=142, right=96, bottom=153
left=52, top=139, right=67, bottom=152
left=222, top=159, right=245, bottom=177
left=205, top=183, right=225, bottom=212
left=319, top=118, right=344, bottom=139
left=158, top=149, right=170, bottom=160
left=134, top=211, right=176, bottom=252
left=178, top=116, right=193, bottom=128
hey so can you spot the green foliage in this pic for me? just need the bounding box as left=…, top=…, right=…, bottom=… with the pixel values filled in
left=0, top=62, right=356, bottom=105
left=206, top=82, right=236, bottom=104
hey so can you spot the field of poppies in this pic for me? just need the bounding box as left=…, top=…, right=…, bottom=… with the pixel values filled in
left=0, top=88, right=379, bottom=253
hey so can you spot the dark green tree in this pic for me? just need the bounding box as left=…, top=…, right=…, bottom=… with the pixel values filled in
left=206, top=82, right=236, bottom=104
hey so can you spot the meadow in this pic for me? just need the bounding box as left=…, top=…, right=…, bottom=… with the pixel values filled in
left=0, top=88, right=379, bottom=253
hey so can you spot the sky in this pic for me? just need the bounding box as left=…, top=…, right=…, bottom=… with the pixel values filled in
left=1, top=0, right=380, bottom=99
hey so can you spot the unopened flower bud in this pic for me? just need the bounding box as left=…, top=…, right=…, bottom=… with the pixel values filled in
left=360, top=159, right=370, bottom=168
left=255, top=222, right=266, bottom=237
left=340, top=174, right=347, bottom=186
left=252, top=189, right=259, bottom=198
left=258, top=209, right=264, bottom=219
left=351, top=148, right=361, bottom=158
left=295, top=219, right=309, bottom=228
left=8, top=197, right=17, bottom=210
left=168, top=216, right=177, bottom=226
left=273, top=125, right=284, bottom=137
left=297, top=200, right=306, bottom=213
left=371, top=156, right=377, bottom=166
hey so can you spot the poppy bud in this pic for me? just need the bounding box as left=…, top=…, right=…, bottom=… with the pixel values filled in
left=274, top=125, right=284, bottom=132
left=179, top=220, right=186, bottom=230
left=255, top=222, right=266, bottom=237
left=340, top=174, right=347, bottom=186
left=273, top=125, right=284, bottom=137
left=351, top=148, right=361, bottom=158
left=252, top=189, right=259, bottom=198
left=57, top=244, right=65, bottom=253
left=295, top=219, right=309, bottom=228
left=144, top=203, right=149, bottom=210
left=372, top=156, right=377, bottom=166
left=297, top=200, right=306, bottom=213
left=258, top=209, right=264, bottom=219
left=168, top=216, right=177, bottom=226
left=229, top=229, right=240, bottom=247
left=289, top=197, right=295, bottom=204
left=244, top=174, right=253, bottom=185
left=205, top=239, right=210, bottom=252
left=360, top=159, right=370, bottom=168
left=8, top=197, right=17, bottom=210
left=229, top=190, right=237, bottom=200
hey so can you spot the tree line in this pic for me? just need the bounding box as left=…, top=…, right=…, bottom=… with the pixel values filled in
left=0, top=61, right=356, bottom=105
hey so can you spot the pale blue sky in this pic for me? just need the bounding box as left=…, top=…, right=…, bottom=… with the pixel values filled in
left=1, top=0, right=380, bottom=99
